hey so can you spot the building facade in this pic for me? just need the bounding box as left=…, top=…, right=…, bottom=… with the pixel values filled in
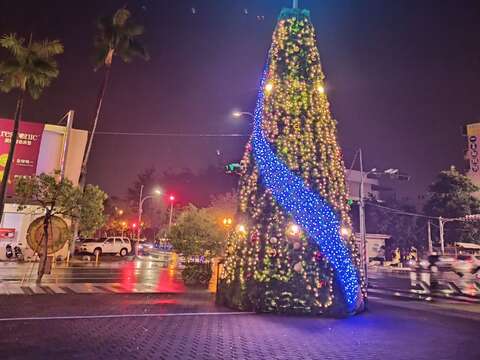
left=0, top=120, right=87, bottom=260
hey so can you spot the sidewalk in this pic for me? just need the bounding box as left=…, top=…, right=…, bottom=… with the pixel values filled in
left=0, top=292, right=478, bottom=360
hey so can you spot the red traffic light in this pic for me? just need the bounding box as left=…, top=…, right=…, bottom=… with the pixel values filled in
left=169, top=195, right=175, bottom=202
left=132, top=223, right=137, bottom=228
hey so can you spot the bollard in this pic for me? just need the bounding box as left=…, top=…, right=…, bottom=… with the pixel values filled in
left=95, top=251, right=99, bottom=265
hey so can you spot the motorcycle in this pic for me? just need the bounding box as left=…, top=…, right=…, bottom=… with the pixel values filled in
left=5, top=244, right=23, bottom=261
left=5, top=243, right=13, bottom=259
left=14, top=246, right=24, bottom=261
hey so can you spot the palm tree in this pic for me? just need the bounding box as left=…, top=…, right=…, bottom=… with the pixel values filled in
left=79, top=7, right=149, bottom=189
left=0, top=34, right=63, bottom=220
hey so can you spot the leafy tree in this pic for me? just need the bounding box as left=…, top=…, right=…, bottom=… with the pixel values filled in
left=207, top=191, right=238, bottom=228
left=79, top=7, right=149, bottom=189
left=0, top=34, right=63, bottom=220
left=168, top=204, right=225, bottom=261
left=127, top=168, right=166, bottom=237
left=16, top=173, right=107, bottom=283
left=79, top=185, right=108, bottom=237
left=424, top=166, right=480, bottom=244
left=367, top=198, right=425, bottom=257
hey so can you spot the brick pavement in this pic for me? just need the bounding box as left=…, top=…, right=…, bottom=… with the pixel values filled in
left=0, top=293, right=478, bottom=360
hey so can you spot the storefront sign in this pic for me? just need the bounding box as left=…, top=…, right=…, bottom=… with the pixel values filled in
left=0, top=228, right=16, bottom=241
left=0, top=119, right=45, bottom=195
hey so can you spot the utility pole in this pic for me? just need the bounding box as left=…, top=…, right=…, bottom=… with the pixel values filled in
left=168, top=196, right=175, bottom=230
left=358, top=149, right=368, bottom=286
left=136, top=184, right=144, bottom=256
left=59, top=110, right=74, bottom=181
left=439, top=217, right=445, bottom=255
left=427, top=220, right=433, bottom=253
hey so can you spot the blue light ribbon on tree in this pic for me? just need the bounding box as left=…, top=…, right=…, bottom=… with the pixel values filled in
left=251, top=71, right=361, bottom=312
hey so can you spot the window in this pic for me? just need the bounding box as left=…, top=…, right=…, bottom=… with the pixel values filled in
left=104, top=239, right=114, bottom=245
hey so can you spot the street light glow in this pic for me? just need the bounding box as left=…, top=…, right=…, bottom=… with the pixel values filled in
left=232, top=111, right=241, bottom=118
left=154, top=189, right=162, bottom=195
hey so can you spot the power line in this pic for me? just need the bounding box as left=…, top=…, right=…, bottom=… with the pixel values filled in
left=367, top=202, right=437, bottom=220
left=95, top=131, right=249, bottom=137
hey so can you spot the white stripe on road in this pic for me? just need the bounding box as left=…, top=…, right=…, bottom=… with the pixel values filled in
left=0, top=311, right=255, bottom=322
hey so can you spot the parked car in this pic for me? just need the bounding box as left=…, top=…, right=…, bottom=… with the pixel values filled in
left=74, top=238, right=95, bottom=254
left=79, top=237, right=132, bottom=257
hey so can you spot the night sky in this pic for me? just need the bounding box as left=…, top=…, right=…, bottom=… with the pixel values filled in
left=1, top=0, right=479, bottom=203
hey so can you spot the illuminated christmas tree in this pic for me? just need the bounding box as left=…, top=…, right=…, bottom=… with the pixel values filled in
left=218, top=7, right=365, bottom=316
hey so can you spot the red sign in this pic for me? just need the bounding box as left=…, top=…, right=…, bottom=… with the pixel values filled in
left=0, top=119, right=45, bottom=195
left=0, top=228, right=16, bottom=241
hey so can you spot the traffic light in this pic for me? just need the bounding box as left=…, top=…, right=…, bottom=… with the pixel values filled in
left=132, top=223, right=137, bottom=229
left=225, top=163, right=242, bottom=175
left=464, top=214, right=480, bottom=221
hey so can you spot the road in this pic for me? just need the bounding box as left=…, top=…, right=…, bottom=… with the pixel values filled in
left=0, top=259, right=479, bottom=359
left=0, top=291, right=478, bottom=359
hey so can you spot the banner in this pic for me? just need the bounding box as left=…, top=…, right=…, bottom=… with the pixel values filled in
left=0, top=119, right=45, bottom=195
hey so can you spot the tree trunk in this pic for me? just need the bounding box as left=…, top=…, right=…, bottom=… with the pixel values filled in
left=78, top=62, right=112, bottom=191
left=37, top=210, right=51, bottom=284
left=72, top=61, right=112, bottom=255
left=0, top=90, right=25, bottom=222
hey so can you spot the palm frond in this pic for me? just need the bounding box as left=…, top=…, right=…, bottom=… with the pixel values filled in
left=31, top=39, right=64, bottom=57
left=0, top=34, right=27, bottom=58
left=0, top=34, right=62, bottom=97
left=122, top=23, right=144, bottom=37
left=93, top=8, right=148, bottom=67
left=113, top=8, right=130, bottom=27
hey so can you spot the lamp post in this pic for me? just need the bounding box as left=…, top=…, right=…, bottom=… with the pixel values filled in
left=232, top=110, right=253, bottom=119
left=136, top=185, right=162, bottom=256
left=121, top=221, right=126, bottom=238
left=168, top=195, right=175, bottom=230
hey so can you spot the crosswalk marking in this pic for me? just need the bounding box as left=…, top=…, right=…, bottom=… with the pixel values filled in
left=45, top=285, right=67, bottom=294
left=67, top=284, right=106, bottom=294
left=0, top=282, right=183, bottom=295
left=29, top=286, right=47, bottom=294
left=5, top=284, right=26, bottom=294
left=97, top=284, right=123, bottom=293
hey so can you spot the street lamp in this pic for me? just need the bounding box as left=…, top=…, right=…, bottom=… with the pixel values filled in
left=232, top=110, right=253, bottom=119
left=168, top=195, right=175, bottom=231
left=136, top=185, right=162, bottom=256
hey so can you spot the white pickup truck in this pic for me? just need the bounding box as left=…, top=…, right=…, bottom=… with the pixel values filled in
left=79, top=237, right=132, bottom=257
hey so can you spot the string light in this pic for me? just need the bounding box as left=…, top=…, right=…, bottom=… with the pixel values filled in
left=219, top=7, right=364, bottom=315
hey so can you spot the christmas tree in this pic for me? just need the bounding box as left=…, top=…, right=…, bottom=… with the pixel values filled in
left=218, top=7, right=365, bottom=316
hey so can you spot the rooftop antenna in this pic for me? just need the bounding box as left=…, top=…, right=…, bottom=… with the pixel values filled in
left=293, top=0, right=298, bottom=8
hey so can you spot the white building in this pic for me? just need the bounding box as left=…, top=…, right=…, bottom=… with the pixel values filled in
left=345, top=169, right=380, bottom=201
left=0, top=121, right=87, bottom=260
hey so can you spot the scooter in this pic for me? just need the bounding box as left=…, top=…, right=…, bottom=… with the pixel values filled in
left=14, top=246, right=24, bottom=261
left=5, top=243, right=13, bottom=259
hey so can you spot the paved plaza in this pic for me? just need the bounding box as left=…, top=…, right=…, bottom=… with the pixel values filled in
left=0, top=292, right=478, bottom=360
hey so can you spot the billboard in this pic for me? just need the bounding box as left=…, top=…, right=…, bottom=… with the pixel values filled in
left=0, top=119, right=45, bottom=195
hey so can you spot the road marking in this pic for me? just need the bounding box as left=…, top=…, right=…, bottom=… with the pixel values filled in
left=66, top=284, right=106, bottom=294
left=0, top=311, right=255, bottom=322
